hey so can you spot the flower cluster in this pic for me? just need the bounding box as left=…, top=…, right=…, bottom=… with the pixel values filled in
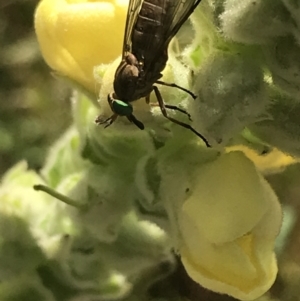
left=1, top=0, right=300, bottom=300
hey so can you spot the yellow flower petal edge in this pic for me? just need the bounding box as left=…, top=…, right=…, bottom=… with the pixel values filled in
left=178, top=151, right=282, bottom=300
left=227, top=145, right=298, bottom=175
left=35, top=0, right=128, bottom=92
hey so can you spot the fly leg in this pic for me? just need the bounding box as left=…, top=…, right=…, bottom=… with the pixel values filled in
left=96, top=113, right=144, bottom=130
left=151, top=102, right=192, bottom=121
left=95, top=93, right=119, bottom=128
left=155, top=80, right=197, bottom=99
left=95, top=114, right=118, bottom=128
left=148, top=92, right=192, bottom=120
left=153, top=86, right=210, bottom=147
left=165, top=104, right=192, bottom=121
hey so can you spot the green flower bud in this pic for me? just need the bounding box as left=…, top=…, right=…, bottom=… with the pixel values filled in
left=184, top=4, right=220, bottom=69
left=191, top=51, right=267, bottom=146
left=50, top=166, right=136, bottom=243
left=67, top=213, right=171, bottom=297
left=0, top=274, right=55, bottom=301
left=248, top=94, right=300, bottom=157
left=95, top=213, right=172, bottom=277
left=134, top=154, right=165, bottom=215
left=0, top=162, right=71, bottom=239
left=66, top=272, right=131, bottom=301
left=281, top=0, right=300, bottom=42
left=42, top=127, right=88, bottom=188
left=264, top=35, right=300, bottom=97
left=0, top=215, right=45, bottom=280
left=72, top=90, right=155, bottom=166
left=220, top=0, right=292, bottom=44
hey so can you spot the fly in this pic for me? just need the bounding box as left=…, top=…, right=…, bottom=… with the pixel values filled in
left=95, top=0, right=209, bottom=147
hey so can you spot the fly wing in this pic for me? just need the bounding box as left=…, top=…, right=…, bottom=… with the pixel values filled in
left=163, top=0, right=202, bottom=46
left=132, top=0, right=202, bottom=73
left=122, top=0, right=143, bottom=58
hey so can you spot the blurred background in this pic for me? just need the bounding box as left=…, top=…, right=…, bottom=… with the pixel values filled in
left=0, top=0, right=71, bottom=174
left=1, top=1, right=300, bottom=301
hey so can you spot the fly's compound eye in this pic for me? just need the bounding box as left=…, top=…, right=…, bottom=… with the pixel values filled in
left=112, top=100, right=133, bottom=116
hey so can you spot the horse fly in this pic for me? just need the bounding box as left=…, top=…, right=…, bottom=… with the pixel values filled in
left=95, top=0, right=209, bottom=146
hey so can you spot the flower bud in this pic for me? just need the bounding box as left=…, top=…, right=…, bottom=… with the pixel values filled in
left=249, top=97, right=300, bottom=157
left=35, top=0, right=128, bottom=92
left=220, top=0, right=291, bottom=44
left=263, top=35, right=300, bottom=97
left=41, top=127, right=86, bottom=188
left=191, top=51, right=267, bottom=146
left=281, top=0, right=300, bottom=43
left=0, top=275, right=54, bottom=301
left=178, top=151, right=282, bottom=300
left=0, top=215, right=45, bottom=281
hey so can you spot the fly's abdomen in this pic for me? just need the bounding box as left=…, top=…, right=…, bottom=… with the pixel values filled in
left=132, top=0, right=169, bottom=64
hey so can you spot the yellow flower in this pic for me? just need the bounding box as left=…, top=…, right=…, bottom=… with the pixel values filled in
left=34, top=0, right=128, bottom=92
left=227, top=145, right=298, bottom=175
left=178, top=151, right=282, bottom=301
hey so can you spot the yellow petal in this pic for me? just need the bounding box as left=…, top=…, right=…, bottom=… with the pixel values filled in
left=35, top=0, right=128, bottom=92
left=179, top=151, right=282, bottom=300
left=180, top=214, right=259, bottom=283
left=181, top=235, right=278, bottom=300
left=181, top=151, right=268, bottom=244
left=226, top=145, right=298, bottom=175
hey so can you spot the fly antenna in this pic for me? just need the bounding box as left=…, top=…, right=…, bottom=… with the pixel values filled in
left=127, top=114, right=145, bottom=130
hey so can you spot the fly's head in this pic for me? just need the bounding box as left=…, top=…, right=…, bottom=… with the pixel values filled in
left=106, top=92, right=145, bottom=130
left=103, top=53, right=147, bottom=130
left=108, top=92, right=133, bottom=117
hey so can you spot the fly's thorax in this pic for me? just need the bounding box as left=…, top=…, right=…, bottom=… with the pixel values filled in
left=125, top=53, right=139, bottom=65
left=113, top=54, right=141, bottom=102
